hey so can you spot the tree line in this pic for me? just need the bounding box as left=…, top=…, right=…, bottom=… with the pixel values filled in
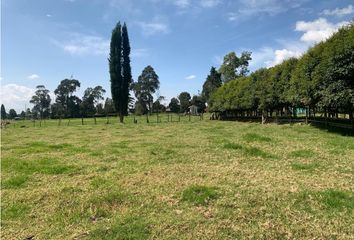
left=208, top=22, right=354, bottom=122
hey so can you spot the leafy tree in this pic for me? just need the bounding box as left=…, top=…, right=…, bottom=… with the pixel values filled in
left=202, top=67, right=222, bottom=103
left=20, top=111, right=26, bottom=119
left=219, top=51, right=252, bottom=83
left=54, top=79, right=81, bottom=118
left=1, top=104, right=7, bottom=120
left=30, top=85, right=51, bottom=119
left=8, top=109, right=17, bottom=119
left=191, top=95, right=206, bottom=113
left=81, top=86, right=106, bottom=117
left=109, top=21, right=132, bottom=123
left=178, top=92, right=191, bottom=113
left=168, top=98, right=180, bottom=113
left=96, top=103, right=105, bottom=115
left=104, top=98, right=115, bottom=115
left=152, top=96, right=166, bottom=113
left=132, top=65, right=160, bottom=114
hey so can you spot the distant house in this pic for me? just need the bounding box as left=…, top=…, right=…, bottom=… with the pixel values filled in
left=189, top=105, right=198, bottom=115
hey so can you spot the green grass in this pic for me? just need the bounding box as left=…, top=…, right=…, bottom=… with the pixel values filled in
left=1, top=115, right=353, bottom=239
left=181, top=185, right=219, bottom=205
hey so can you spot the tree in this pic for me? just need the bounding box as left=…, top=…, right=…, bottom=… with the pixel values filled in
left=30, top=85, right=51, bottom=119
left=96, top=103, right=105, bottom=115
left=109, top=21, right=132, bottom=123
left=20, top=111, right=26, bottom=119
left=202, top=67, right=222, bottom=103
left=8, top=109, right=17, bottom=119
left=1, top=104, right=7, bottom=120
left=219, top=51, right=252, bottom=83
left=178, top=92, right=191, bottom=113
left=168, top=98, right=180, bottom=113
left=152, top=96, right=166, bottom=113
left=191, top=95, right=206, bottom=113
left=54, top=78, right=81, bottom=118
left=81, top=86, right=106, bottom=117
left=104, top=98, right=115, bottom=115
left=132, top=65, right=160, bottom=114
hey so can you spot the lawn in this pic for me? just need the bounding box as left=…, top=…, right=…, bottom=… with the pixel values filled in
left=1, top=116, right=354, bottom=239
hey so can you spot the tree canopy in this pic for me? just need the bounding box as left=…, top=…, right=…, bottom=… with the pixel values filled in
left=132, top=65, right=160, bottom=114
left=30, top=85, right=51, bottom=119
left=219, top=51, right=252, bottom=83
left=209, top=23, right=354, bottom=119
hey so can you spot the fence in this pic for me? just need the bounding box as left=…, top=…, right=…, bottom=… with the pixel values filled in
left=1, top=113, right=205, bottom=129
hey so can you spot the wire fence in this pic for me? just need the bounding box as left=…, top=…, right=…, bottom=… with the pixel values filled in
left=1, top=113, right=206, bottom=129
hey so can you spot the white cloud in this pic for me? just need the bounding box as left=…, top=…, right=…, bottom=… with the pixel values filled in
left=28, top=74, right=40, bottom=80
left=321, top=5, right=354, bottom=16
left=200, top=0, right=220, bottom=8
left=174, top=0, right=190, bottom=8
left=0, top=84, right=35, bottom=112
left=248, top=47, right=274, bottom=69
left=295, top=18, right=349, bottom=43
left=54, top=33, right=109, bottom=55
left=185, top=75, right=196, bottom=80
left=46, top=14, right=52, bottom=17
left=269, top=49, right=302, bottom=66
left=138, top=19, right=169, bottom=36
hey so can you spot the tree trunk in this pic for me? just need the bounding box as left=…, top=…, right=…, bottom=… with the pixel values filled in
left=119, top=114, right=124, bottom=123
left=261, top=110, right=267, bottom=124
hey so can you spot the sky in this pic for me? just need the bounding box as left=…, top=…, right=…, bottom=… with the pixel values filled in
left=1, top=0, right=354, bottom=112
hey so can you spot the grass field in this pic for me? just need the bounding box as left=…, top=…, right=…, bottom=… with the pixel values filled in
left=1, top=116, right=354, bottom=239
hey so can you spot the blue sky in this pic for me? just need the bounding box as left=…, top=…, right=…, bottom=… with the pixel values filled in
left=1, top=0, right=354, bottom=112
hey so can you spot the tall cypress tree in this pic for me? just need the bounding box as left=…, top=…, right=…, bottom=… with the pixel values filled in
left=109, top=22, right=132, bottom=123
left=122, top=23, right=132, bottom=117
left=109, top=22, right=124, bottom=122
left=1, top=104, right=7, bottom=120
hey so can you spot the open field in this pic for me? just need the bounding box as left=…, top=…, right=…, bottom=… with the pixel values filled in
left=1, top=117, right=354, bottom=239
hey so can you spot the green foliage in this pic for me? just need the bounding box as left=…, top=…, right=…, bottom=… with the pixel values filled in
left=30, top=85, right=51, bottom=119
left=53, top=79, right=81, bottom=118
left=8, top=109, right=17, bottom=119
left=219, top=51, right=252, bottom=83
left=132, top=65, right=160, bottom=114
left=210, top=23, right=354, bottom=117
left=81, top=86, right=106, bottom=117
left=182, top=185, right=219, bottom=206
left=178, top=91, right=191, bottom=113
left=109, top=22, right=132, bottom=122
left=202, top=66, right=222, bottom=103
left=168, top=97, right=180, bottom=113
left=190, top=95, right=206, bottom=113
